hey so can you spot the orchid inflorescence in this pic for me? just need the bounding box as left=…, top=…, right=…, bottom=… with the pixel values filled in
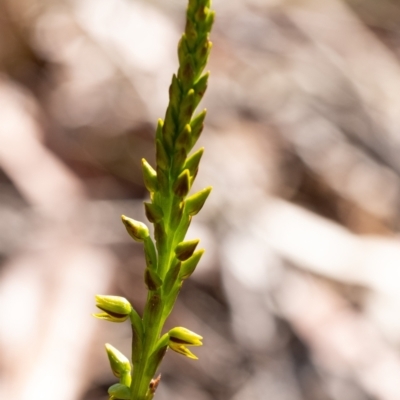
left=93, top=1, right=214, bottom=399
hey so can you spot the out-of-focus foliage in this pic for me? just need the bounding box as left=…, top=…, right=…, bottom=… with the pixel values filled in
left=2, top=0, right=400, bottom=400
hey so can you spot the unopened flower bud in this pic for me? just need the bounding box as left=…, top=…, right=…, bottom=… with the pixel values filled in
left=108, top=383, right=131, bottom=400
left=168, top=327, right=203, bottom=360
left=189, top=109, right=207, bottom=151
left=185, top=186, right=212, bottom=216
left=178, top=36, right=189, bottom=68
left=176, top=124, right=192, bottom=152
left=169, top=327, right=203, bottom=345
left=179, top=53, right=196, bottom=86
left=93, top=295, right=132, bottom=323
left=162, top=107, right=175, bottom=150
left=192, top=72, right=209, bottom=110
left=205, top=10, right=215, bottom=32
left=179, top=89, right=196, bottom=126
left=144, top=202, right=163, bottom=224
left=156, top=138, right=170, bottom=171
left=105, top=344, right=131, bottom=380
left=185, top=18, right=198, bottom=49
left=184, top=147, right=204, bottom=178
left=195, top=39, right=212, bottom=73
left=173, top=169, right=191, bottom=197
left=175, top=239, right=199, bottom=261
left=169, top=74, right=182, bottom=114
left=179, top=249, right=204, bottom=280
left=121, top=215, right=149, bottom=242
left=141, top=159, right=158, bottom=193
left=157, top=166, right=169, bottom=194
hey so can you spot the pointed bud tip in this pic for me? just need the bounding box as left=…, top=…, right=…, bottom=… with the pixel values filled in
left=121, top=215, right=150, bottom=242
left=169, top=326, right=203, bottom=345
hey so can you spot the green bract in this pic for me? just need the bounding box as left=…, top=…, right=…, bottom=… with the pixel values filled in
left=93, top=0, right=214, bottom=398
left=108, top=383, right=131, bottom=400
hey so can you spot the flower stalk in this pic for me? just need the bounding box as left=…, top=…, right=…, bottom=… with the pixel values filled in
left=93, top=1, right=214, bottom=399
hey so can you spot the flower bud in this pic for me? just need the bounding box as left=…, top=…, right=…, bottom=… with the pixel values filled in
left=141, top=159, right=158, bottom=193
left=179, top=89, right=196, bottom=127
left=168, top=327, right=203, bottom=360
left=173, top=169, right=191, bottom=197
left=175, top=239, right=199, bottom=261
left=162, top=106, right=175, bottom=150
left=179, top=249, right=204, bottom=280
left=195, top=39, right=212, bottom=74
left=144, top=202, right=163, bottom=224
left=179, top=53, right=196, bottom=86
left=176, top=124, right=192, bottom=152
left=178, top=35, right=189, bottom=68
left=195, top=3, right=208, bottom=22
left=185, top=18, right=198, bottom=49
left=156, top=139, right=170, bottom=171
left=169, top=74, right=182, bottom=115
left=144, top=268, right=163, bottom=291
left=157, top=166, right=169, bottom=195
left=171, top=148, right=188, bottom=175
left=184, top=147, right=204, bottom=178
left=169, top=327, right=203, bottom=346
left=185, top=186, right=212, bottom=216
left=205, top=10, right=215, bottom=32
left=187, top=0, right=197, bottom=16
left=93, top=295, right=132, bottom=323
left=189, top=109, right=206, bottom=151
left=105, top=344, right=131, bottom=380
left=108, top=383, right=131, bottom=400
left=121, top=215, right=149, bottom=242
left=193, top=72, right=209, bottom=110
left=155, top=117, right=163, bottom=141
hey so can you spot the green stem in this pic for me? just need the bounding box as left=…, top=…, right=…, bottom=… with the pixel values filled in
left=130, top=297, right=165, bottom=400
left=130, top=189, right=175, bottom=400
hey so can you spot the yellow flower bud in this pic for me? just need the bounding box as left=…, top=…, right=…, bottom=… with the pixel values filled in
left=121, top=215, right=150, bottom=242
left=168, top=327, right=203, bottom=360
left=93, top=295, right=131, bottom=323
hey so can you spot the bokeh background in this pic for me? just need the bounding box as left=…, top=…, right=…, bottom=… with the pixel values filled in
left=2, top=0, right=400, bottom=399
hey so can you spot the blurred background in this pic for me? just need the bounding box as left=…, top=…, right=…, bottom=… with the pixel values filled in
left=2, top=0, right=400, bottom=399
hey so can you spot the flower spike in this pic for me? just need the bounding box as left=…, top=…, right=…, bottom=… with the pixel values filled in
left=95, top=0, right=214, bottom=397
